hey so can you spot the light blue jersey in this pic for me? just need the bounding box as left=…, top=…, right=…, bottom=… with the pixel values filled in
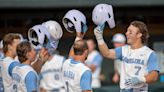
left=11, top=64, right=39, bottom=92
left=0, top=58, right=4, bottom=92
left=115, top=45, right=160, bottom=91
left=40, top=54, right=65, bottom=92
left=62, top=58, right=92, bottom=92
left=85, top=50, right=102, bottom=88
left=0, top=52, right=4, bottom=59
left=1, top=57, right=19, bottom=92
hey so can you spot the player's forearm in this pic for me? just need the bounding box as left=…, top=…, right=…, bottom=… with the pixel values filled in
left=94, top=31, right=111, bottom=58
left=69, top=36, right=82, bottom=57
left=94, top=27, right=115, bottom=59
left=145, top=70, right=159, bottom=83
left=32, top=48, right=49, bottom=73
left=99, top=43, right=110, bottom=58
left=31, top=59, right=45, bottom=74
left=98, top=44, right=115, bottom=59
left=86, top=64, right=96, bottom=72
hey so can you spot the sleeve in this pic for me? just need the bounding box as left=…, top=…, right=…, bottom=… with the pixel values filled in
left=147, top=52, right=160, bottom=73
left=80, top=70, right=92, bottom=91
left=114, top=47, right=122, bottom=60
left=8, top=62, right=20, bottom=76
left=25, top=71, right=38, bottom=92
left=92, top=53, right=103, bottom=68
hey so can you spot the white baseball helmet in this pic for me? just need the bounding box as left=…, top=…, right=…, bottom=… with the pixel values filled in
left=28, top=24, right=50, bottom=50
left=92, top=3, right=115, bottom=29
left=112, top=33, right=126, bottom=43
left=42, top=20, right=63, bottom=40
left=63, top=9, right=87, bottom=33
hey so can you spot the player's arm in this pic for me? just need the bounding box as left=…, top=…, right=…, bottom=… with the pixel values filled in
left=112, top=71, right=120, bottom=83
left=25, top=71, right=38, bottom=92
left=145, top=71, right=158, bottom=83
left=98, top=43, right=116, bottom=59
left=87, top=64, right=96, bottom=72
left=80, top=70, right=92, bottom=92
left=94, top=26, right=116, bottom=59
left=145, top=52, right=160, bottom=83
left=69, top=32, right=85, bottom=57
left=31, top=48, right=49, bottom=74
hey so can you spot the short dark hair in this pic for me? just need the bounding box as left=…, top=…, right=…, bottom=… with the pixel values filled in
left=3, top=33, right=20, bottom=54
left=130, top=21, right=149, bottom=44
left=73, top=40, right=88, bottom=55
left=16, top=41, right=32, bottom=63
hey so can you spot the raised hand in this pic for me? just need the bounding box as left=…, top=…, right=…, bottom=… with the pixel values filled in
left=94, top=24, right=105, bottom=42
left=38, top=48, right=50, bottom=63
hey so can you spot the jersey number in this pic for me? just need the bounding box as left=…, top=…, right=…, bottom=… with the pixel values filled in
left=65, top=81, right=69, bottom=92
left=54, top=74, right=59, bottom=80
left=13, top=84, right=17, bottom=92
left=135, top=66, right=141, bottom=75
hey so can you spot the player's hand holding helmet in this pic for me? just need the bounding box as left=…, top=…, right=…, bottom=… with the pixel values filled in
left=62, top=9, right=88, bottom=34
left=38, top=48, right=50, bottom=63
left=92, top=3, right=115, bottom=31
left=93, top=3, right=115, bottom=45
left=28, top=21, right=62, bottom=55
left=94, top=24, right=105, bottom=43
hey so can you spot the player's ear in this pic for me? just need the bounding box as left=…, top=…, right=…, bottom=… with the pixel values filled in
left=26, top=52, right=30, bottom=59
left=137, top=32, right=142, bottom=38
left=84, top=49, right=88, bottom=56
left=8, top=44, right=12, bottom=51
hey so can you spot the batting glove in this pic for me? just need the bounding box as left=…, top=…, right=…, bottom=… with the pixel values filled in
left=125, top=77, right=146, bottom=86
left=94, top=24, right=105, bottom=45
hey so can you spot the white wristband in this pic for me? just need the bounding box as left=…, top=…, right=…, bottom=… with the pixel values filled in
left=97, top=38, right=105, bottom=45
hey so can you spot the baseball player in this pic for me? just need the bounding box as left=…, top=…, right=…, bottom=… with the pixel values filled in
left=1, top=33, right=21, bottom=92
left=62, top=9, right=92, bottom=92
left=10, top=41, right=39, bottom=92
left=62, top=40, right=92, bottom=92
left=94, top=21, right=160, bottom=91
left=85, top=39, right=103, bottom=88
left=2, top=30, right=49, bottom=91
left=92, top=4, right=159, bottom=91
left=39, top=20, right=66, bottom=92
